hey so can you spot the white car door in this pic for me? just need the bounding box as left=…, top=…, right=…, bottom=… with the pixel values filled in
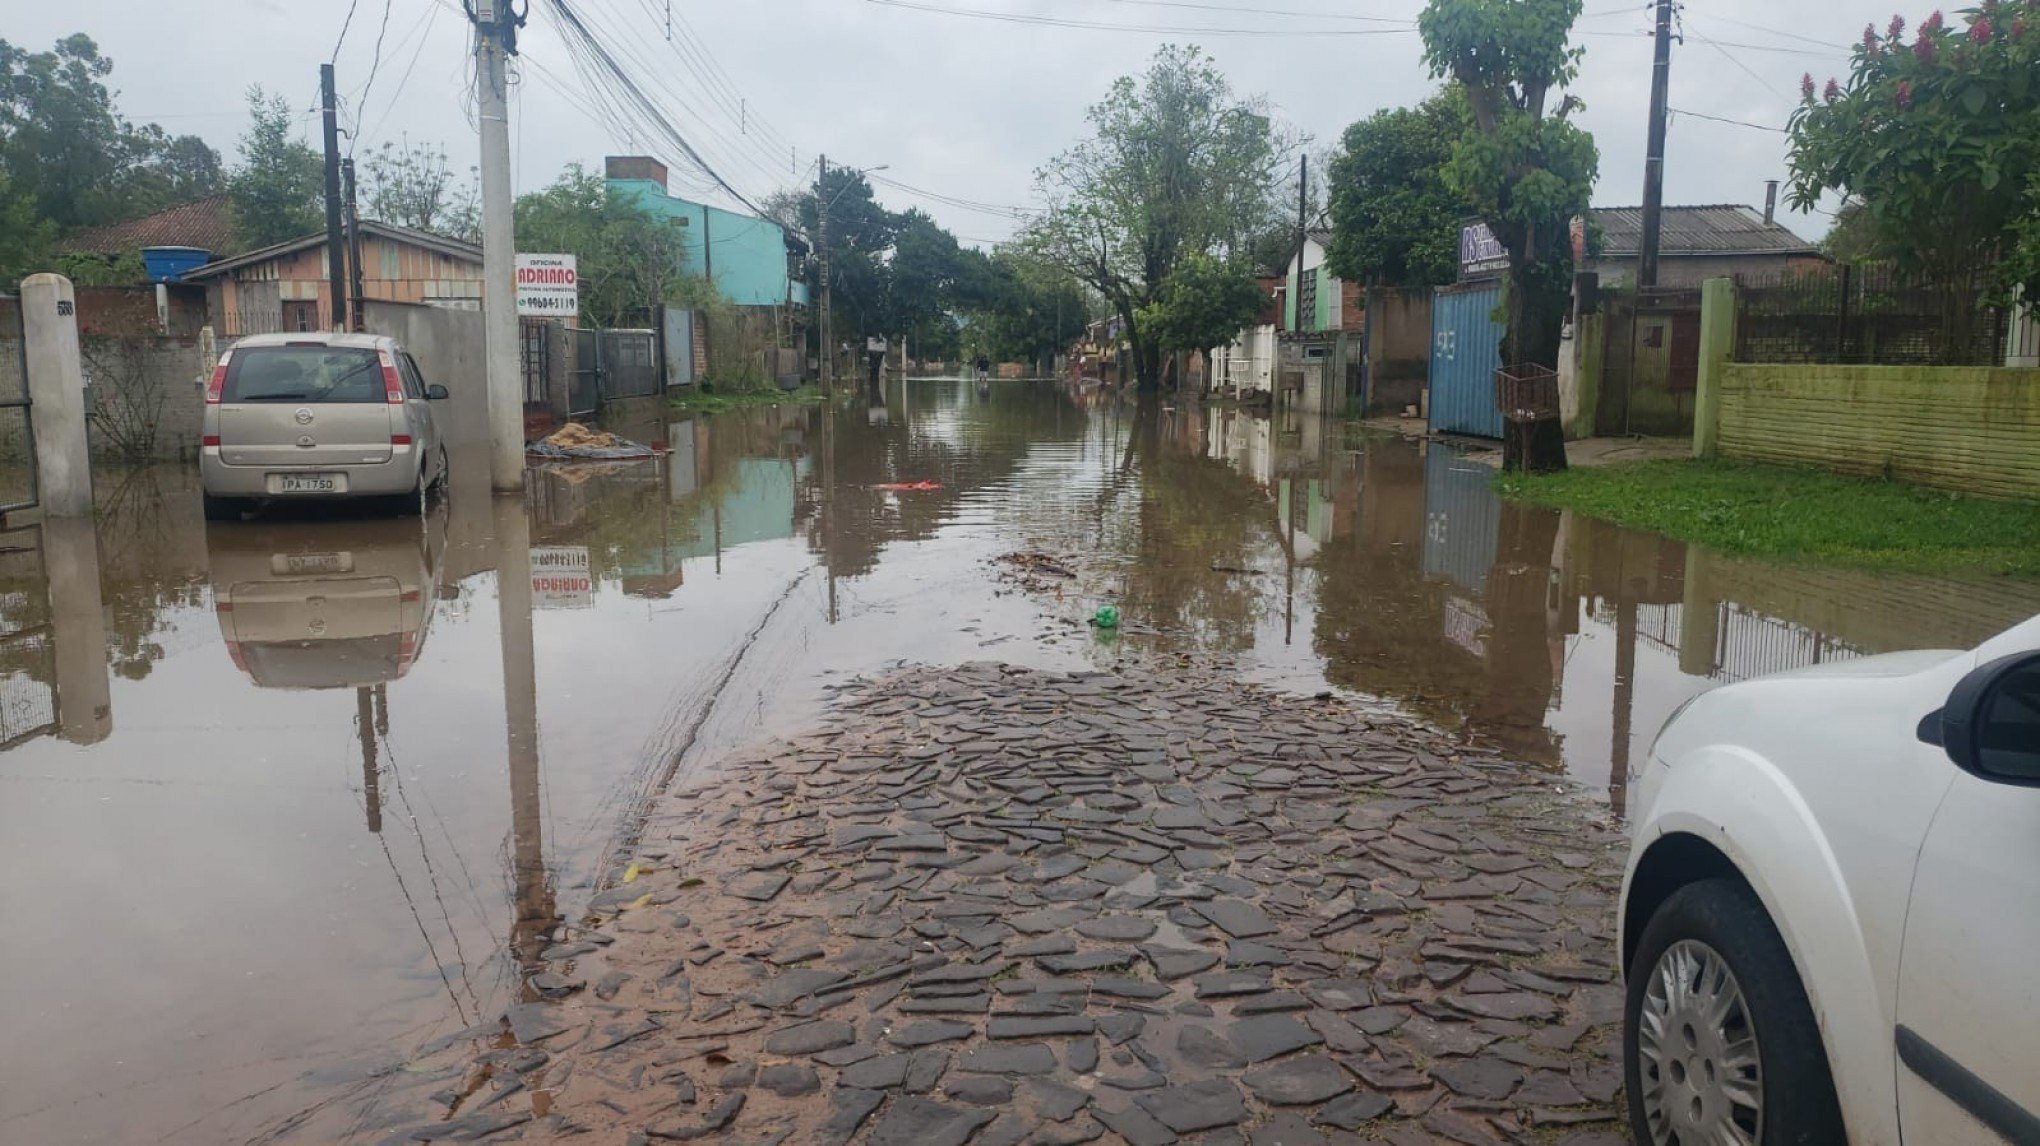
left=1896, top=651, right=2040, bottom=1144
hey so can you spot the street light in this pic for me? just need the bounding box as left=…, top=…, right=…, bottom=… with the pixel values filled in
left=816, top=160, right=887, bottom=389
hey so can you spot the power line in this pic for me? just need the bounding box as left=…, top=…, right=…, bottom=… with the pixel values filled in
left=1681, top=18, right=1796, bottom=101
left=1669, top=105, right=1785, bottom=133
left=1088, top=0, right=1413, bottom=27
left=351, top=0, right=397, bottom=156
left=1701, top=12, right=1841, bottom=50
left=331, top=0, right=363, bottom=63
left=863, top=0, right=1419, bottom=36
left=540, top=0, right=771, bottom=214
left=364, top=1, right=444, bottom=143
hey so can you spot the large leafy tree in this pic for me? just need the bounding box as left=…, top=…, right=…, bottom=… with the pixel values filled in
left=226, top=86, right=323, bottom=249
left=0, top=34, right=222, bottom=233
left=1327, top=89, right=1474, bottom=290
left=778, top=167, right=898, bottom=345
left=1142, top=252, right=1267, bottom=373
left=889, top=209, right=968, bottom=356
left=1419, top=0, right=1597, bottom=472
left=515, top=163, right=691, bottom=328
left=1023, top=45, right=1288, bottom=391
left=1788, top=4, right=2040, bottom=296
left=968, top=250, right=1090, bottom=369
left=363, top=139, right=479, bottom=241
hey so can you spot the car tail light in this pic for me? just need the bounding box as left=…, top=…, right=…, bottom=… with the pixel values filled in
left=391, top=434, right=413, bottom=447
left=379, top=351, right=405, bottom=405
left=205, top=359, right=228, bottom=404
left=202, top=434, right=221, bottom=448
left=401, top=589, right=421, bottom=602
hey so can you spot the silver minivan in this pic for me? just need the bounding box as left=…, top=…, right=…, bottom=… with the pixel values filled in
left=200, top=332, right=449, bottom=520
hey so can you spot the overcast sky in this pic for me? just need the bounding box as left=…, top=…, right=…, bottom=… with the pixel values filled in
left=19, top=0, right=1883, bottom=247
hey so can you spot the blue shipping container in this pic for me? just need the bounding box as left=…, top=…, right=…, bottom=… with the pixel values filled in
left=1428, top=283, right=1506, bottom=439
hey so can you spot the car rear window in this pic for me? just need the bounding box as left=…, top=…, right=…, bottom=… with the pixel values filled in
left=225, top=346, right=385, bottom=404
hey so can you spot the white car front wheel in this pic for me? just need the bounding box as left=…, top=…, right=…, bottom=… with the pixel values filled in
left=1625, top=878, right=1847, bottom=1145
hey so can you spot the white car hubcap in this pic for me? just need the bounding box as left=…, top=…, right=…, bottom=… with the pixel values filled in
left=1638, top=939, right=1763, bottom=1145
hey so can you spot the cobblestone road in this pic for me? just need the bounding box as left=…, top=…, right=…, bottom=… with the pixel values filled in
left=368, top=662, right=1631, bottom=1145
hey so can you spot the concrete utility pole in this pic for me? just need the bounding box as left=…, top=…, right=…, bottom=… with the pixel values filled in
left=1638, top=0, right=1675, bottom=288
left=472, top=0, right=526, bottom=492
left=319, top=64, right=347, bottom=331
left=817, top=155, right=833, bottom=389
left=20, top=274, right=92, bottom=518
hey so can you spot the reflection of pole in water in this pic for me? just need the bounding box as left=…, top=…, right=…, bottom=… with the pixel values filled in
left=713, top=504, right=723, bottom=577
left=1283, top=478, right=1296, bottom=646
left=357, top=686, right=382, bottom=834
left=1611, top=577, right=1640, bottom=818
left=824, top=390, right=838, bottom=624
left=493, top=495, right=555, bottom=978
left=44, top=516, right=111, bottom=745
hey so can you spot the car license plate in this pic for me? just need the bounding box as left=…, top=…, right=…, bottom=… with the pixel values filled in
left=273, top=473, right=344, bottom=494
left=274, top=552, right=352, bottom=575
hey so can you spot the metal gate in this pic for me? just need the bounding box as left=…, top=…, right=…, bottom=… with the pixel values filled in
left=660, top=307, right=696, bottom=389
left=1428, top=282, right=1506, bottom=439
left=599, top=329, right=659, bottom=399
left=567, top=327, right=600, bottom=417
left=0, top=296, right=40, bottom=516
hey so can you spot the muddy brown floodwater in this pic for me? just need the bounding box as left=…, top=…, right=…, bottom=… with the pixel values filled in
left=1, top=378, right=2034, bottom=1144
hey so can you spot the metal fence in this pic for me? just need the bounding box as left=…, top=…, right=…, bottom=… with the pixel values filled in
left=1734, top=263, right=2008, bottom=366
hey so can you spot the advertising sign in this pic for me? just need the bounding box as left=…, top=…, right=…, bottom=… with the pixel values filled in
left=530, top=545, right=593, bottom=609
left=515, top=253, right=579, bottom=318
left=1458, top=222, right=1509, bottom=280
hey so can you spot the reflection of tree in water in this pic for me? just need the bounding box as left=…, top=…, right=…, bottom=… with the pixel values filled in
left=93, top=467, right=210, bottom=681
left=1309, top=453, right=1566, bottom=769
left=1105, top=398, right=1277, bottom=652
left=806, top=382, right=1089, bottom=580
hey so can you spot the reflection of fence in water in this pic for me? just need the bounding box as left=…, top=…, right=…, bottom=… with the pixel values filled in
left=0, top=631, right=56, bottom=748
left=1629, top=600, right=1861, bottom=683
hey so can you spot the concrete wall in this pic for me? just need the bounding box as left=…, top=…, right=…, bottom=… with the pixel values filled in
left=363, top=300, right=490, bottom=447
left=608, top=177, right=804, bottom=308
left=1707, top=361, right=2040, bottom=500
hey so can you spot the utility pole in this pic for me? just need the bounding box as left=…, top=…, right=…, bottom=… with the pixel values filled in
left=472, top=0, right=525, bottom=492
left=817, top=155, right=833, bottom=389
left=319, top=64, right=347, bottom=331
left=1638, top=0, right=1674, bottom=288
left=342, top=157, right=366, bottom=332
left=1293, top=155, right=1309, bottom=333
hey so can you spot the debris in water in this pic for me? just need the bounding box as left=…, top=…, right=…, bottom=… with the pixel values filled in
left=871, top=480, right=943, bottom=492
left=526, top=422, right=661, bottom=460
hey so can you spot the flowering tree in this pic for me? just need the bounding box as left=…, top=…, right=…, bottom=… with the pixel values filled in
left=1788, top=2, right=2040, bottom=295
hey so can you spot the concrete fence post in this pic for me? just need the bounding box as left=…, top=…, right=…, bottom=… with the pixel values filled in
left=20, top=274, right=94, bottom=516
left=1693, top=276, right=1737, bottom=460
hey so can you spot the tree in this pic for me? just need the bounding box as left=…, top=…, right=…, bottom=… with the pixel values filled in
left=889, top=209, right=967, bottom=355
left=363, top=139, right=479, bottom=241
left=514, top=163, right=691, bottom=328
left=0, top=34, right=221, bottom=232
left=1419, top=0, right=1598, bottom=472
left=968, top=250, right=1091, bottom=369
left=1141, top=253, right=1267, bottom=379
left=0, top=169, right=57, bottom=284
left=1819, top=198, right=1884, bottom=264
left=1327, top=89, right=1474, bottom=290
left=226, top=86, right=322, bottom=249
left=784, top=166, right=898, bottom=345
left=1024, top=45, right=1288, bottom=391
left=1788, top=5, right=2040, bottom=297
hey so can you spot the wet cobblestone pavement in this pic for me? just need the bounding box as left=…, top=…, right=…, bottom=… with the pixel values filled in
left=364, top=662, right=1629, bottom=1145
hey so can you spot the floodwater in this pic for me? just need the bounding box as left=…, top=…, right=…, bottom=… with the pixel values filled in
left=2, top=378, right=2036, bottom=1143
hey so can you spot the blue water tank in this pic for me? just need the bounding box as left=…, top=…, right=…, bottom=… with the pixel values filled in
left=141, top=246, right=212, bottom=283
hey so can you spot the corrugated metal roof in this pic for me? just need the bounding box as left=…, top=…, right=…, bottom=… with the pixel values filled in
left=1591, top=204, right=1818, bottom=257
left=57, top=194, right=238, bottom=257
left=180, top=220, right=481, bottom=280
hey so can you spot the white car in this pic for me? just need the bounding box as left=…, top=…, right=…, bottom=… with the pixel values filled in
left=1621, top=615, right=2039, bottom=1145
